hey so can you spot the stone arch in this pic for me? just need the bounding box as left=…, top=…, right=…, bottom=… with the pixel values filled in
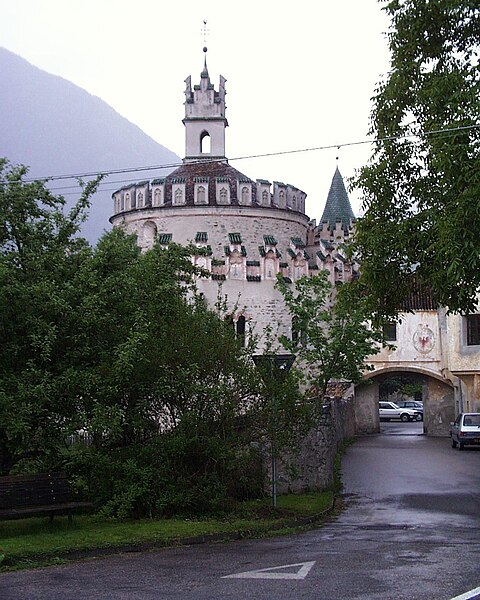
left=355, top=367, right=455, bottom=437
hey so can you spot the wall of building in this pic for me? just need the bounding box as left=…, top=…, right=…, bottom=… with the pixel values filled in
left=370, top=310, right=442, bottom=374
left=112, top=205, right=309, bottom=259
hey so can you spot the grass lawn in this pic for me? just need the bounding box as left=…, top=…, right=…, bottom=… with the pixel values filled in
left=0, top=491, right=334, bottom=571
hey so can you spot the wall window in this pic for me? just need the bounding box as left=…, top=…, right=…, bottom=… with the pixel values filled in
left=219, top=187, right=228, bottom=203
left=125, top=193, right=130, bottom=210
left=241, top=186, right=250, bottom=204
left=383, top=322, right=397, bottom=342
left=200, top=131, right=211, bottom=154
left=137, top=192, right=144, bottom=208
left=262, top=190, right=269, bottom=205
left=174, top=188, right=183, bottom=204
left=196, top=185, right=206, bottom=204
left=154, top=189, right=162, bottom=206
left=466, top=314, right=480, bottom=346
left=236, top=316, right=246, bottom=347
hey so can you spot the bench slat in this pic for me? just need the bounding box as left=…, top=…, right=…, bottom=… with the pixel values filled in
left=0, top=473, right=92, bottom=520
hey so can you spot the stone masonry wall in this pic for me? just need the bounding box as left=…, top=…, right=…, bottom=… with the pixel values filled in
left=266, top=384, right=356, bottom=494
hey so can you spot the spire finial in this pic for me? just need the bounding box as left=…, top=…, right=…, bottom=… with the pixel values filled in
left=201, top=19, right=209, bottom=71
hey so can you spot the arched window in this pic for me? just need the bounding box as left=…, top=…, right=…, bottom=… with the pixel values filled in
left=154, top=189, right=162, bottom=206
left=143, top=221, right=157, bottom=248
left=241, top=186, right=249, bottom=204
left=120, top=196, right=124, bottom=211
left=197, top=185, right=206, bottom=204
left=220, top=187, right=228, bottom=203
left=292, top=316, right=306, bottom=345
left=292, top=195, right=297, bottom=210
left=279, top=190, right=285, bottom=206
left=174, top=188, right=183, bottom=204
left=262, top=190, right=269, bottom=205
left=265, top=257, right=275, bottom=279
left=200, top=131, right=211, bottom=154
left=125, top=193, right=130, bottom=209
left=137, top=192, right=144, bottom=208
left=236, top=316, right=246, bottom=347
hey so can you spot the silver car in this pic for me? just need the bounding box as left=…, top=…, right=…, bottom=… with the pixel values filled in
left=450, top=413, right=480, bottom=450
left=379, top=401, right=418, bottom=422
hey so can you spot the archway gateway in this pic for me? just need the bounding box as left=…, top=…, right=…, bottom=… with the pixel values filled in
left=355, top=367, right=455, bottom=437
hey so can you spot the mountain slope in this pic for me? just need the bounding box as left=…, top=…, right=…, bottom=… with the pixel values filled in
left=0, top=47, right=180, bottom=242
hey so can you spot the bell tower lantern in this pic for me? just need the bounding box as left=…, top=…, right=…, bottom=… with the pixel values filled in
left=183, top=47, right=228, bottom=163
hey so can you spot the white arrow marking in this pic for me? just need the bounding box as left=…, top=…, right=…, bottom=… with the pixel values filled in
left=222, top=561, right=316, bottom=580
left=449, top=586, right=480, bottom=600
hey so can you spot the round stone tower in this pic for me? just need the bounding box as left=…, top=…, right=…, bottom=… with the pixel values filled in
left=110, top=51, right=313, bottom=344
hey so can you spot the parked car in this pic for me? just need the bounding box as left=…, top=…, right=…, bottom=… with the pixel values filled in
left=379, top=401, right=418, bottom=422
left=450, top=413, right=480, bottom=450
left=395, top=400, right=423, bottom=421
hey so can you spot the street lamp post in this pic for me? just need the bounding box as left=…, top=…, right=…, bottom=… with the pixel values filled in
left=252, top=353, right=295, bottom=509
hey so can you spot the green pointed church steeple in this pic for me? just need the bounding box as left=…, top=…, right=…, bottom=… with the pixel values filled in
left=320, top=167, right=356, bottom=233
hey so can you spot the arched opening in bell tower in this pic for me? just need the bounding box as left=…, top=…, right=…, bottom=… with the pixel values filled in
left=200, top=130, right=211, bottom=154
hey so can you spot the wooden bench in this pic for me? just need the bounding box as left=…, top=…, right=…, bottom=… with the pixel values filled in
left=0, top=472, right=92, bottom=523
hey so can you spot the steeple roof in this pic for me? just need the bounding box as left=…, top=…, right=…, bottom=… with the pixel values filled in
left=320, top=167, right=356, bottom=231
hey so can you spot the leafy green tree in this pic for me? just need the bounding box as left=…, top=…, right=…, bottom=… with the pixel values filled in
left=0, top=159, right=100, bottom=474
left=276, top=273, right=382, bottom=401
left=353, top=0, right=480, bottom=318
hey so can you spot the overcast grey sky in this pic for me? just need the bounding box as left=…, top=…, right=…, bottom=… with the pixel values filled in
left=0, top=0, right=391, bottom=221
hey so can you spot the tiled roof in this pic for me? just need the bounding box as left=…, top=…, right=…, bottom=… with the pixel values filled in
left=229, top=233, right=242, bottom=244
left=263, top=235, right=277, bottom=246
left=320, top=239, right=335, bottom=251
left=320, top=167, right=356, bottom=231
left=158, top=233, right=172, bottom=244
left=401, top=280, right=438, bottom=311
left=291, top=237, right=305, bottom=248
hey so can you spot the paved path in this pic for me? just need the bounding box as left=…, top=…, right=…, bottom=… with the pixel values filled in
left=1, top=421, right=479, bottom=599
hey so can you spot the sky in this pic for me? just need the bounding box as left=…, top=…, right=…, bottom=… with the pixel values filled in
left=0, top=0, right=391, bottom=222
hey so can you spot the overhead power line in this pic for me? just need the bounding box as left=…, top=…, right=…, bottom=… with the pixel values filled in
left=3, top=123, right=479, bottom=188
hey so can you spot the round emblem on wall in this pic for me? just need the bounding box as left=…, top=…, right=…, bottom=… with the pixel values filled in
left=413, top=325, right=435, bottom=354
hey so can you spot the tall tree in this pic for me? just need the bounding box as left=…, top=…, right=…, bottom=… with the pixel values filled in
left=0, top=159, right=100, bottom=474
left=276, top=273, right=382, bottom=401
left=353, top=0, right=480, bottom=318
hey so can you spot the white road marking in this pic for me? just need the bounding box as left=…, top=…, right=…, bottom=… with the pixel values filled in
left=222, top=561, right=316, bottom=580
left=450, top=586, right=480, bottom=600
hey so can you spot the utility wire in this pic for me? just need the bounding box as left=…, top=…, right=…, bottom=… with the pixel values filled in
left=4, top=123, right=479, bottom=188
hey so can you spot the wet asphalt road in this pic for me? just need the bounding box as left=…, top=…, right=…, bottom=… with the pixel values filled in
left=1, top=421, right=480, bottom=600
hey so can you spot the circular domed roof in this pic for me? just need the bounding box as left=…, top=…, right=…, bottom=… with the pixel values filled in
left=163, top=160, right=255, bottom=206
